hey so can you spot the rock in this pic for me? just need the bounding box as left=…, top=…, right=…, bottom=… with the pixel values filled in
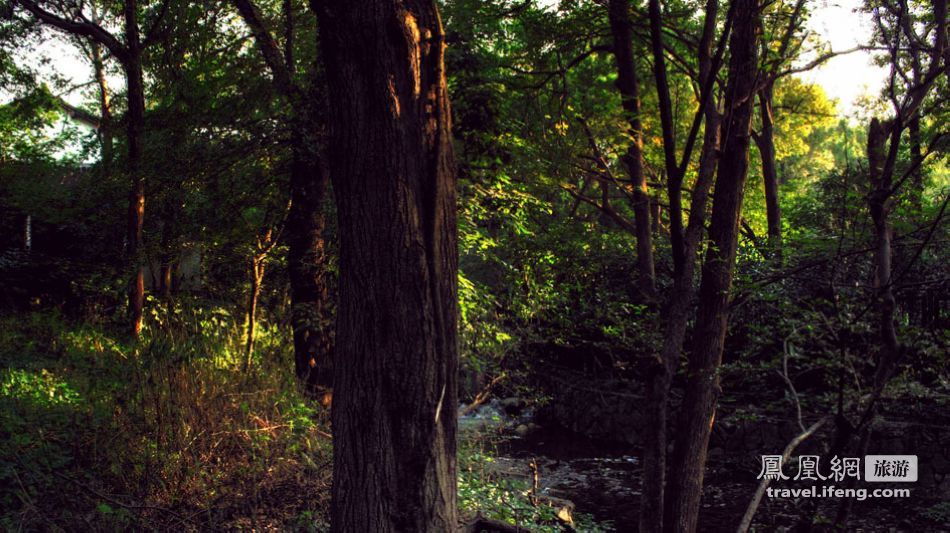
left=537, top=495, right=575, bottom=526
left=514, top=424, right=530, bottom=437
left=556, top=506, right=573, bottom=525
left=500, top=397, right=525, bottom=414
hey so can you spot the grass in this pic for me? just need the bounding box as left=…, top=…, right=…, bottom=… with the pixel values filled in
left=0, top=305, right=332, bottom=530
left=0, top=305, right=612, bottom=531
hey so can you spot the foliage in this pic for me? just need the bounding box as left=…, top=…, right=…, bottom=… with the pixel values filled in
left=0, top=309, right=331, bottom=530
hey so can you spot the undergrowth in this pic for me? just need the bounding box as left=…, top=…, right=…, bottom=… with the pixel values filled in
left=1, top=306, right=614, bottom=531
left=0, top=304, right=331, bottom=530
left=459, top=431, right=613, bottom=532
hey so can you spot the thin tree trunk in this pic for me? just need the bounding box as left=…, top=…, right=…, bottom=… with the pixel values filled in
left=159, top=264, right=173, bottom=298
left=287, top=126, right=333, bottom=391
left=231, top=0, right=334, bottom=390
left=755, top=81, right=782, bottom=259
left=651, top=194, right=661, bottom=234
left=159, top=200, right=177, bottom=299
left=608, top=0, right=655, bottom=300
left=124, top=1, right=146, bottom=339
left=640, top=0, right=722, bottom=528
left=245, top=258, right=264, bottom=372
left=22, top=215, right=32, bottom=251
left=91, top=39, right=114, bottom=170
left=666, top=0, right=759, bottom=529
left=316, top=1, right=459, bottom=531
left=831, top=120, right=900, bottom=528
left=866, top=118, right=900, bottom=380
left=648, top=0, right=685, bottom=274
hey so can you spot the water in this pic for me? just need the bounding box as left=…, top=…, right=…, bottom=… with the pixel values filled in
left=460, top=401, right=642, bottom=531
left=501, top=427, right=641, bottom=531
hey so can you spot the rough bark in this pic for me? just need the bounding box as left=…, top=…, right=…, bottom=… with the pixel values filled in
left=315, top=1, right=459, bottom=531
left=666, top=0, right=759, bottom=530
left=650, top=109, right=719, bottom=533
left=607, top=0, right=655, bottom=300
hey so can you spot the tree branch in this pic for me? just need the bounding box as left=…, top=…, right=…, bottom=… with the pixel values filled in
left=14, top=0, right=129, bottom=63
left=231, top=0, right=298, bottom=99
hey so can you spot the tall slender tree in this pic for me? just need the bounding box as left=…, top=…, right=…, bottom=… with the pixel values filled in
left=314, top=1, right=459, bottom=531
left=831, top=0, right=946, bottom=526
left=753, top=0, right=806, bottom=260
left=11, top=0, right=167, bottom=338
left=639, top=0, right=731, bottom=529
left=665, top=0, right=761, bottom=529
left=607, top=0, right=655, bottom=300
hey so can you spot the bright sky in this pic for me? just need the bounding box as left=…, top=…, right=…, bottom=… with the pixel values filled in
left=796, top=0, right=888, bottom=115
left=8, top=0, right=886, bottom=118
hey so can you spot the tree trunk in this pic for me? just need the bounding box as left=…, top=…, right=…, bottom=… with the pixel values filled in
left=91, top=39, right=114, bottom=170
left=231, top=0, right=334, bottom=390
left=315, top=1, right=459, bottom=531
left=244, top=257, right=265, bottom=372
left=124, top=1, right=146, bottom=339
left=287, top=124, right=333, bottom=391
left=608, top=0, right=655, bottom=300
left=641, top=0, right=722, bottom=529
left=755, top=81, right=782, bottom=259
left=648, top=0, right=685, bottom=275
left=159, top=263, right=173, bottom=298
left=650, top=109, right=720, bottom=533
left=666, top=0, right=759, bottom=530
left=907, top=115, right=923, bottom=211
left=651, top=194, right=661, bottom=234
left=159, top=199, right=177, bottom=299
left=23, top=215, right=32, bottom=251
left=866, top=118, right=900, bottom=378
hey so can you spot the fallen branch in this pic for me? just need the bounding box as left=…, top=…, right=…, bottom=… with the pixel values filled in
left=460, top=372, right=508, bottom=417
left=736, top=416, right=829, bottom=533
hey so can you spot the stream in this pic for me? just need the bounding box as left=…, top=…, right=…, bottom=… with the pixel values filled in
left=459, top=398, right=950, bottom=532
left=460, top=399, right=642, bottom=531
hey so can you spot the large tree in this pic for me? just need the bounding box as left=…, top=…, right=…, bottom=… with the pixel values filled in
left=639, top=0, right=729, bottom=528
left=314, top=1, right=459, bottom=531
